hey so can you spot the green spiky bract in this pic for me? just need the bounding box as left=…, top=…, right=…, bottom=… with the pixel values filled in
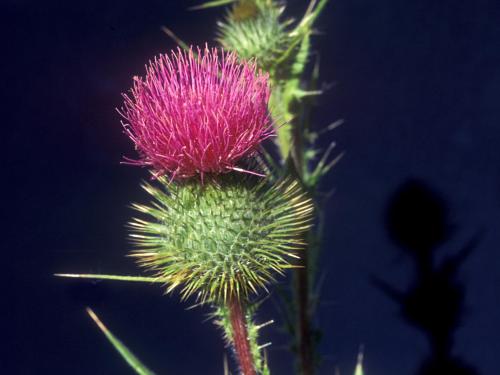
left=129, top=174, right=313, bottom=303
left=217, top=1, right=289, bottom=72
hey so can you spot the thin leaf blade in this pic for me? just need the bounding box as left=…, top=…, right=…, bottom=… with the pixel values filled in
left=86, top=308, right=157, bottom=375
left=190, top=0, right=235, bottom=10
left=354, top=346, right=365, bottom=375
left=54, top=273, right=166, bottom=283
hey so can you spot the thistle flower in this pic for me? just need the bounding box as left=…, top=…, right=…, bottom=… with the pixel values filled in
left=129, top=174, right=313, bottom=303
left=120, top=47, right=272, bottom=180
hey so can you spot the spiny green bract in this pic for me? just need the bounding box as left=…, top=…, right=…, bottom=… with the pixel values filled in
left=129, top=175, right=313, bottom=303
left=217, top=0, right=289, bottom=71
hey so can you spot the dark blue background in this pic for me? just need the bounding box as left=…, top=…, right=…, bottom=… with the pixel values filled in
left=3, top=0, right=500, bottom=374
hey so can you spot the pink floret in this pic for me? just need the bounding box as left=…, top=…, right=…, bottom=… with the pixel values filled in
left=120, top=46, right=272, bottom=180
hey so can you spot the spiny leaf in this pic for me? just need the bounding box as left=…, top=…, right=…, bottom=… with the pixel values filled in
left=290, top=32, right=310, bottom=77
left=190, top=0, right=236, bottom=10
left=354, top=346, right=365, bottom=375
left=86, top=308, right=156, bottom=375
left=223, top=355, right=231, bottom=375
left=54, top=273, right=166, bottom=283
left=294, top=89, right=322, bottom=100
left=294, top=0, right=329, bottom=34
left=161, top=26, right=190, bottom=51
left=274, top=31, right=305, bottom=67
left=316, top=119, right=344, bottom=136
left=305, top=141, right=344, bottom=187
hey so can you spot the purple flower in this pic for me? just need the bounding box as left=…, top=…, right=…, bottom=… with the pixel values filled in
left=120, top=46, right=272, bottom=180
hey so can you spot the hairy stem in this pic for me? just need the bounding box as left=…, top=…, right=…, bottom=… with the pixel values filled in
left=228, top=298, right=256, bottom=375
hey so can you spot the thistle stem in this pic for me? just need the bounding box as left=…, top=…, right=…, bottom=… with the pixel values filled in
left=228, top=297, right=256, bottom=375
left=292, top=104, right=314, bottom=375
left=296, top=259, right=314, bottom=375
left=287, top=90, right=314, bottom=375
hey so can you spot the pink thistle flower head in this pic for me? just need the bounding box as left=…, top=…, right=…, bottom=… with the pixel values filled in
left=120, top=46, right=272, bottom=180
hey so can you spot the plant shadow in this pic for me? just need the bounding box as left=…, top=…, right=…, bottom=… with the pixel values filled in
left=373, top=179, right=480, bottom=375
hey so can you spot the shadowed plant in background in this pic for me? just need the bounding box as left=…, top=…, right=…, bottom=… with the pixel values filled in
left=374, top=180, right=480, bottom=375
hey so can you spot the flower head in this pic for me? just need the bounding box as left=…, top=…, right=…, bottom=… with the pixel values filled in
left=120, top=46, right=272, bottom=180
left=129, top=174, right=314, bottom=302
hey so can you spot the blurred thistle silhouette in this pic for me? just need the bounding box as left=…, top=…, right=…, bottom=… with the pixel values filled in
left=374, top=179, right=480, bottom=375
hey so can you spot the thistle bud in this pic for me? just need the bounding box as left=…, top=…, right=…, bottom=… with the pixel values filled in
left=129, top=174, right=313, bottom=303
left=217, top=1, right=289, bottom=71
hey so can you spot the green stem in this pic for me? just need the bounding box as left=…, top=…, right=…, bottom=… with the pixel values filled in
left=289, top=43, right=315, bottom=375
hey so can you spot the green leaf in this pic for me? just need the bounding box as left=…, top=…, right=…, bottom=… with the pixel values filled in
left=54, top=273, right=166, bottom=283
left=86, top=308, right=156, bottom=375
